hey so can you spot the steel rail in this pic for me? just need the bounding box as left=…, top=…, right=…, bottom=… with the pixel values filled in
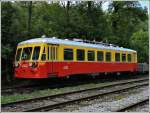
left=2, top=77, right=148, bottom=107
left=115, top=98, right=149, bottom=112
left=24, top=82, right=148, bottom=112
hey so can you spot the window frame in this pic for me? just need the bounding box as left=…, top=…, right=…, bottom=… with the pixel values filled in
left=97, top=51, right=104, bottom=62
left=76, top=49, right=85, bottom=61
left=87, top=50, right=95, bottom=61
left=41, top=46, right=46, bottom=61
left=115, top=52, right=120, bottom=62
left=32, top=46, right=41, bottom=61
left=16, top=48, right=22, bottom=61
left=106, top=52, right=111, bottom=62
left=64, top=48, right=74, bottom=61
left=127, top=53, right=131, bottom=62
left=21, top=47, right=33, bottom=60
left=122, top=53, right=126, bottom=62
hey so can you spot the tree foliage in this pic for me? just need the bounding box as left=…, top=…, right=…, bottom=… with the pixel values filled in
left=1, top=1, right=148, bottom=83
left=130, top=30, right=148, bottom=62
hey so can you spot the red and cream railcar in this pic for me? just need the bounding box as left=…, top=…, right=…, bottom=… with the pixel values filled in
left=14, top=37, right=138, bottom=78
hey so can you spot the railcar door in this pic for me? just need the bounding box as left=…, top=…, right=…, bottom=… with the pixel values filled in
left=48, top=44, right=58, bottom=76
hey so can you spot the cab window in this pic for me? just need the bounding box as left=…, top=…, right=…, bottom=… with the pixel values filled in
left=16, top=48, right=22, bottom=61
left=77, top=49, right=85, bottom=61
left=97, top=51, right=103, bottom=61
left=41, top=47, right=46, bottom=61
left=32, top=46, right=40, bottom=60
left=64, top=48, right=73, bottom=60
left=106, top=52, right=111, bottom=62
left=21, top=47, right=32, bottom=60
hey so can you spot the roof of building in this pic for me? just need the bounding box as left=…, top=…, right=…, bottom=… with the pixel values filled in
left=18, top=37, right=136, bottom=52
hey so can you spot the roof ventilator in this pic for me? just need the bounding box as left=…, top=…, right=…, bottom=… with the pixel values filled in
left=73, top=38, right=119, bottom=48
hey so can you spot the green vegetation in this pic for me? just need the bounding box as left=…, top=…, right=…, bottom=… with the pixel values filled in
left=113, top=95, right=125, bottom=100
left=1, top=1, right=148, bottom=83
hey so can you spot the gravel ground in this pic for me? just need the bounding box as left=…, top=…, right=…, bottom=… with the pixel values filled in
left=2, top=79, right=147, bottom=112
left=124, top=101, right=149, bottom=112
left=49, top=85, right=149, bottom=112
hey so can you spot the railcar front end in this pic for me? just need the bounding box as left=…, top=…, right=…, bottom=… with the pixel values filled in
left=14, top=43, right=55, bottom=78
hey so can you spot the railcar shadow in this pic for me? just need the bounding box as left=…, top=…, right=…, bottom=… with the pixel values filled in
left=2, top=73, right=148, bottom=95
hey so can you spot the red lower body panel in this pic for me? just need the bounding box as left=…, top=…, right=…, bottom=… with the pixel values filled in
left=15, top=61, right=138, bottom=78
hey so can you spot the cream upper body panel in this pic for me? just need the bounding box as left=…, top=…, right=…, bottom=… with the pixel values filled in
left=16, top=37, right=137, bottom=63
left=18, top=37, right=136, bottom=53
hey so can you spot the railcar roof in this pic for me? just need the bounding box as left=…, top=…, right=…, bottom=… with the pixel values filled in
left=18, top=37, right=136, bottom=52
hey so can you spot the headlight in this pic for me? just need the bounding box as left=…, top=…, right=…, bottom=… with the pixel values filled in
left=15, top=62, right=19, bottom=68
left=29, top=62, right=38, bottom=68
left=33, top=62, right=38, bottom=68
left=29, top=62, right=32, bottom=67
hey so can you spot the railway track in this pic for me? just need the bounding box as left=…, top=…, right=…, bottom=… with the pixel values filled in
left=115, top=98, right=149, bottom=112
left=2, top=77, right=148, bottom=112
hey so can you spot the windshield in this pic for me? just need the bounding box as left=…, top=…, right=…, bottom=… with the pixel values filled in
left=21, top=47, right=32, bottom=60
left=16, top=48, right=22, bottom=61
left=32, top=46, right=40, bottom=60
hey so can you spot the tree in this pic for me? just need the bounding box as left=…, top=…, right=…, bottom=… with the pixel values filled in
left=1, top=2, right=16, bottom=83
left=66, top=1, right=70, bottom=38
left=28, top=1, right=32, bottom=36
left=108, top=1, right=147, bottom=47
left=130, top=30, right=148, bottom=62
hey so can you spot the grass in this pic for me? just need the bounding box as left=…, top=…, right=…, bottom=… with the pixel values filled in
left=1, top=81, right=113, bottom=104
left=113, top=95, right=125, bottom=100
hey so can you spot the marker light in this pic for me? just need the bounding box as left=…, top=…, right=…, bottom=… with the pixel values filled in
left=15, top=62, right=19, bottom=68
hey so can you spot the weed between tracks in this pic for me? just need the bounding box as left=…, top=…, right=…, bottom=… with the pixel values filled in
left=2, top=82, right=110, bottom=104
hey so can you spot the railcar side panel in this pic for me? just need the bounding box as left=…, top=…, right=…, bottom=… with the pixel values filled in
left=15, top=61, right=137, bottom=78
left=51, top=62, right=137, bottom=77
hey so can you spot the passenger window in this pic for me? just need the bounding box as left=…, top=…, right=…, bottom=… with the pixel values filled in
left=32, top=46, right=40, bottom=60
left=128, top=54, right=131, bottom=62
left=77, top=49, right=85, bottom=61
left=88, top=51, right=95, bottom=61
left=16, top=48, right=22, bottom=61
left=64, top=48, right=73, bottom=60
left=122, top=53, right=126, bottom=62
left=106, top=52, right=111, bottom=62
left=115, top=53, right=120, bottom=62
left=97, top=51, right=103, bottom=61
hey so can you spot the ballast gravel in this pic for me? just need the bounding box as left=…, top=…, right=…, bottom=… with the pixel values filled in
left=124, top=101, right=149, bottom=112
left=73, top=89, right=149, bottom=112
left=49, top=86, right=148, bottom=112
